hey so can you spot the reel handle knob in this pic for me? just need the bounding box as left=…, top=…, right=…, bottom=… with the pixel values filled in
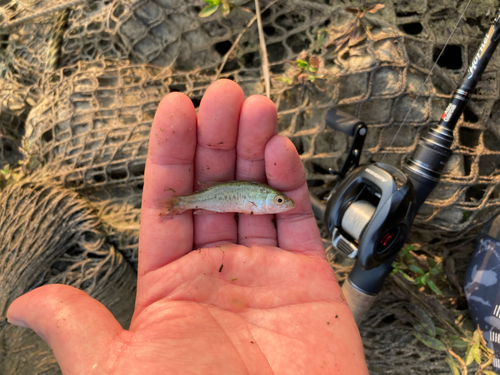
left=326, top=109, right=364, bottom=136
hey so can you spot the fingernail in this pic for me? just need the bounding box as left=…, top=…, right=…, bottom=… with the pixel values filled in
left=7, top=317, right=29, bottom=328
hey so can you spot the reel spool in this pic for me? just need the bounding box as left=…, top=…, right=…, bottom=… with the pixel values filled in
left=341, top=200, right=376, bottom=241
left=326, top=163, right=417, bottom=270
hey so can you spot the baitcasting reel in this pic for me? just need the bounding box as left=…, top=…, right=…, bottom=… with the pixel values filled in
left=316, top=9, right=500, bottom=323
left=324, top=110, right=417, bottom=271
left=325, top=161, right=416, bottom=270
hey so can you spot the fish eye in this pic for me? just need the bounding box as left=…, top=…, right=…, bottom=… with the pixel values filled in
left=274, top=196, right=284, bottom=204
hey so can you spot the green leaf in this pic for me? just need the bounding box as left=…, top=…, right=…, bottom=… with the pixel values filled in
left=465, top=329, right=481, bottom=365
left=413, top=322, right=435, bottom=337
left=221, top=1, right=230, bottom=17
left=405, top=304, right=435, bottom=337
left=401, top=244, right=417, bottom=256
left=414, top=275, right=424, bottom=285
left=450, top=337, right=469, bottom=349
left=409, top=264, right=425, bottom=275
left=296, top=60, right=309, bottom=69
left=445, top=354, right=460, bottom=375
left=472, top=327, right=481, bottom=345
left=316, top=28, right=327, bottom=46
left=472, top=342, right=481, bottom=364
left=400, top=271, right=415, bottom=282
left=199, top=4, right=219, bottom=17
left=429, top=262, right=442, bottom=274
left=391, top=263, right=400, bottom=273
left=0, top=165, right=9, bottom=175
left=421, top=274, right=429, bottom=285
left=274, top=76, right=293, bottom=85
left=414, top=332, right=446, bottom=351
left=483, top=371, right=498, bottom=375
left=426, top=279, right=443, bottom=296
left=465, top=345, right=474, bottom=365
left=203, top=0, right=220, bottom=5
left=308, top=75, right=316, bottom=81
left=435, top=327, right=447, bottom=336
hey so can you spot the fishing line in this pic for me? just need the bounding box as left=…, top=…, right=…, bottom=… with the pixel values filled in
left=379, top=0, right=473, bottom=164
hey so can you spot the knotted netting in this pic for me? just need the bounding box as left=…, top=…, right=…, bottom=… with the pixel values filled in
left=0, top=178, right=136, bottom=373
left=1, top=0, right=500, bottom=373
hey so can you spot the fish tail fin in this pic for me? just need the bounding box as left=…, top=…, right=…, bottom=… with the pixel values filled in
left=157, top=196, right=183, bottom=220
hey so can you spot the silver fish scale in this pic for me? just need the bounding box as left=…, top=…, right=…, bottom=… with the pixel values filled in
left=176, top=182, right=285, bottom=213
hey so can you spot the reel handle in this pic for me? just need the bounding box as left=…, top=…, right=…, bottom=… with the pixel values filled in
left=326, top=109, right=364, bottom=136
left=325, top=109, right=367, bottom=178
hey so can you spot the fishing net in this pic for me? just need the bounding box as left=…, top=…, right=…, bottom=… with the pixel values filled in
left=1, top=0, right=500, bottom=373
left=0, top=179, right=136, bottom=374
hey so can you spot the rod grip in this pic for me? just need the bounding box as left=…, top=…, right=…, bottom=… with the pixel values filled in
left=342, top=278, right=378, bottom=325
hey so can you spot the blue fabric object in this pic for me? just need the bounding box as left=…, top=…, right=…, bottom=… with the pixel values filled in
left=465, top=214, right=500, bottom=373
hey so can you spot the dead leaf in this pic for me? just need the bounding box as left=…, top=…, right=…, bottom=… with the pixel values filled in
left=309, top=55, right=320, bottom=69
left=345, top=7, right=360, bottom=15
left=348, top=26, right=366, bottom=47
left=297, top=73, right=309, bottom=83
left=365, top=4, right=385, bottom=14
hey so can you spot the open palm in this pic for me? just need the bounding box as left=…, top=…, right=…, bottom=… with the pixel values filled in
left=7, top=80, right=367, bottom=374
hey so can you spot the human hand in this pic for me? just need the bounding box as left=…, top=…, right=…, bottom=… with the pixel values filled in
left=7, top=80, right=368, bottom=374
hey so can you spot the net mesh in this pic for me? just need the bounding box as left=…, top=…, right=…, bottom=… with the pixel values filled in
left=0, top=178, right=136, bottom=374
left=1, top=0, right=500, bottom=373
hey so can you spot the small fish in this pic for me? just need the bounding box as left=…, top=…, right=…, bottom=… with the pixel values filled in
left=159, top=181, right=295, bottom=218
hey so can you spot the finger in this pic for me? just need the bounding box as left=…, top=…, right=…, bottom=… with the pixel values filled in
left=265, top=136, right=325, bottom=258
left=139, top=93, right=197, bottom=277
left=236, top=95, right=278, bottom=247
left=194, top=79, right=245, bottom=248
left=6, top=285, right=123, bottom=373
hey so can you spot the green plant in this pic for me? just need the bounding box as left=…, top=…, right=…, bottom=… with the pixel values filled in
left=445, top=326, right=496, bottom=375
left=199, top=0, right=232, bottom=18
left=392, top=244, right=445, bottom=296
left=274, top=51, right=336, bottom=90
left=394, top=271, right=496, bottom=374
left=295, top=56, right=320, bottom=82
left=0, top=162, right=22, bottom=190
left=313, top=27, right=328, bottom=52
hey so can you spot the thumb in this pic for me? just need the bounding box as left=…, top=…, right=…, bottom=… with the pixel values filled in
left=6, top=284, right=124, bottom=373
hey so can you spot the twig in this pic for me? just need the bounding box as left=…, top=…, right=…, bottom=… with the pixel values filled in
left=215, top=0, right=278, bottom=81
left=45, top=9, right=70, bottom=72
left=254, top=0, right=270, bottom=98
left=447, top=348, right=467, bottom=375
left=0, top=134, right=18, bottom=142
left=215, top=17, right=256, bottom=80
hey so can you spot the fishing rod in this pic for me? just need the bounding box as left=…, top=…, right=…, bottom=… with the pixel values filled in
left=312, top=7, right=500, bottom=324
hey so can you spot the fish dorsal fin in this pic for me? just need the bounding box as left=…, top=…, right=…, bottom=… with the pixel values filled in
left=196, top=180, right=225, bottom=190
left=196, top=180, right=261, bottom=191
